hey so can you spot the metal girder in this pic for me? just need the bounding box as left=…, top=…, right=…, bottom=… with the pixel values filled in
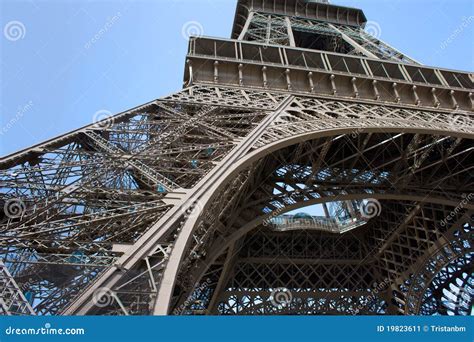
left=0, top=261, right=36, bottom=315
left=145, top=127, right=472, bottom=315
left=1, top=0, right=473, bottom=317
left=0, top=86, right=287, bottom=315
left=54, top=92, right=293, bottom=315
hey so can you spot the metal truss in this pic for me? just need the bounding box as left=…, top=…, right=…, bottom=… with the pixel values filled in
left=1, top=86, right=473, bottom=316
left=268, top=212, right=367, bottom=234
left=239, top=11, right=418, bottom=63
left=1, top=0, right=473, bottom=317
left=0, top=85, right=288, bottom=315
left=334, top=23, right=418, bottom=64
left=0, top=261, right=35, bottom=315
left=162, top=127, right=473, bottom=315
left=243, top=13, right=292, bottom=46
left=390, top=213, right=473, bottom=315
left=173, top=205, right=472, bottom=316
left=254, top=96, right=473, bottom=149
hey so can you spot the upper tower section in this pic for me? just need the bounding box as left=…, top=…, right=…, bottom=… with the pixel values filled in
left=183, top=0, right=473, bottom=111
left=231, top=0, right=416, bottom=64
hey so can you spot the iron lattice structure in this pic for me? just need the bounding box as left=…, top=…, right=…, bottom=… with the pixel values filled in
left=1, top=0, right=473, bottom=316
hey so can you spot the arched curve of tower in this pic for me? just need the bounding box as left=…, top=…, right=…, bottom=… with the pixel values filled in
left=1, top=0, right=473, bottom=317
left=153, top=129, right=473, bottom=315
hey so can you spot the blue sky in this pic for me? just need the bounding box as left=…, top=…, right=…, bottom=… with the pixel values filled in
left=1, top=0, right=473, bottom=157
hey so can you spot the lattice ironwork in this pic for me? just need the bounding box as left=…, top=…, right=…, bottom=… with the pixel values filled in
left=1, top=0, right=473, bottom=316
left=0, top=86, right=287, bottom=315
left=164, top=132, right=473, bottom=316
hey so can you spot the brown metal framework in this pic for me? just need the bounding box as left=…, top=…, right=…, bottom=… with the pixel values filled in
left=0, top=0, right=473, bottom=316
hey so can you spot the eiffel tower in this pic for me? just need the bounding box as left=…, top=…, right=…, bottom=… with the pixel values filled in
left=1, top=0, right=473, bottom=316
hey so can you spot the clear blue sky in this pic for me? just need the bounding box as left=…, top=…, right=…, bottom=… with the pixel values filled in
left=1, top=0, right=473, bottom=157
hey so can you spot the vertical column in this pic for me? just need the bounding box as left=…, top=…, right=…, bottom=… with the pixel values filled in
left=237, top=11, right=254, bottom=40
left=285, top=17, right=296, bottom=47
left=322, top=203, right=330, bottom=218
left=265, top=15, right=272, bottom=45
